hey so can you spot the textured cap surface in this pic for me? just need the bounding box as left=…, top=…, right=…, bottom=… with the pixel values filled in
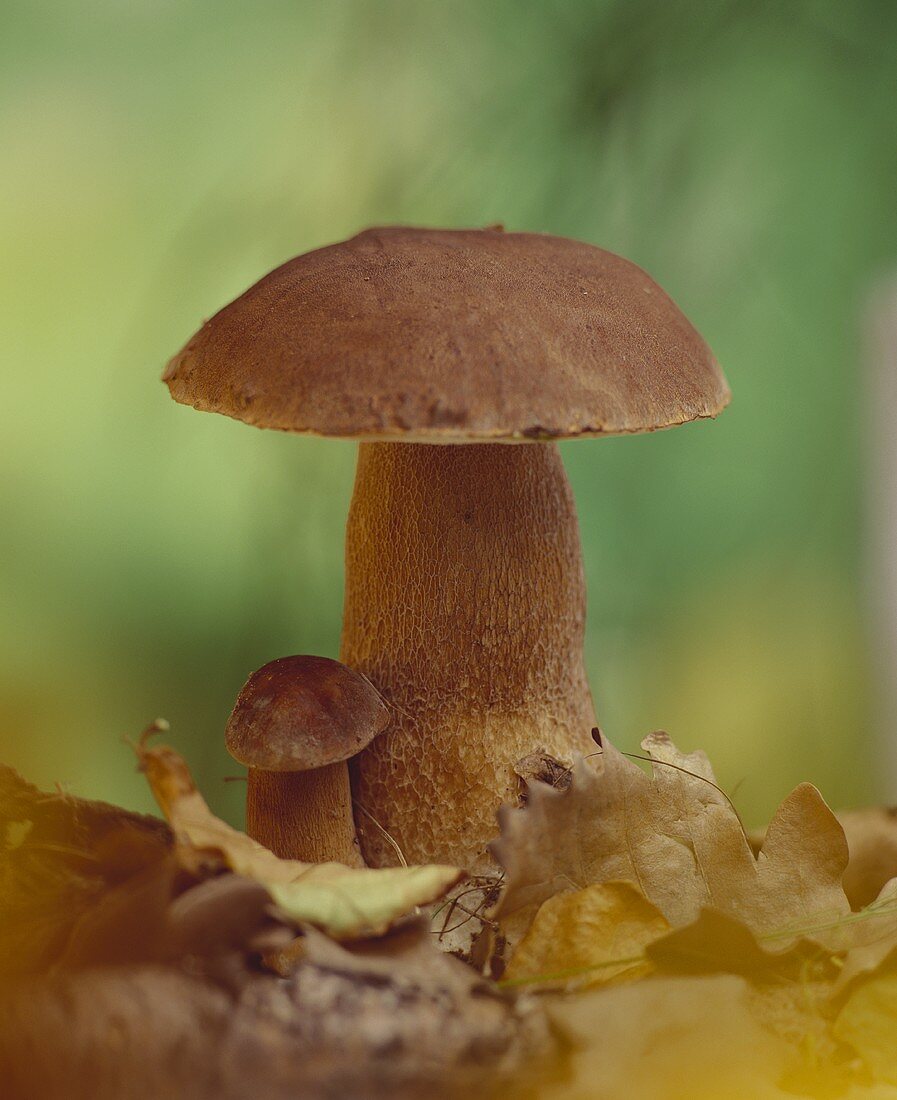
left=226, top=655, right=390, bottom=771
left=165, top=226, right=729, bottom=441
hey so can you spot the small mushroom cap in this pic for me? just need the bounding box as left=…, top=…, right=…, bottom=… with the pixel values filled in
left=164, top=225, right=729, bottom=441
left=225, top=655, right=390, bottom=772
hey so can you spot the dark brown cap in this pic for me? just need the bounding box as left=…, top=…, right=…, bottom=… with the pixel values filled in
left=164, top=226, right=729, bottom=441
left=225, top=655, right=390, bottom=772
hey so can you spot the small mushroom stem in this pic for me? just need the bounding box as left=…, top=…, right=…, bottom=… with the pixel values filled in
left=245, top=764, right=364, bottom=866
left=341, top=441, right=596, bottom=871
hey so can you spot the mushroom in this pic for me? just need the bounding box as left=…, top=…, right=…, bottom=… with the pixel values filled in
left=165, top=226, right=729, bottom=872
left=225, top=655, right=390, bottom=866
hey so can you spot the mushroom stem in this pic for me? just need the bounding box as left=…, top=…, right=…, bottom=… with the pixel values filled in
left=341, top=441, right=596, bottom=871
left=245, top=764, right=364, bottom=866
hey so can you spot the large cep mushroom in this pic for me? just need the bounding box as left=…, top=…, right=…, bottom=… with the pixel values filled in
left=165, top=226, right=729, bottom=872
left=225, top=655, right=390, bottom=865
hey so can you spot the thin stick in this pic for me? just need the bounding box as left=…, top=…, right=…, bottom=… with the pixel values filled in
left=352, top=800, right=408, bottom=867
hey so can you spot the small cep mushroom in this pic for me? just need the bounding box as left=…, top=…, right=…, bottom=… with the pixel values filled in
left=166, top=226, right=729, bottom=872
left=225, top=655, right=390, bottom=866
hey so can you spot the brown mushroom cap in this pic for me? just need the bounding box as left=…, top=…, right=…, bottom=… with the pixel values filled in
left=164, top=225, right=729, bottom=441
left=225, top=655, right=390, bottom=772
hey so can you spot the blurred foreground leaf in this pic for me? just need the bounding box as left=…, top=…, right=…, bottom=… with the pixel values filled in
left=835, top=970, right=897, bottom=1087
left=0, top=763, right=172, bottom=979
left=542, top=975, right=793, bottom=1100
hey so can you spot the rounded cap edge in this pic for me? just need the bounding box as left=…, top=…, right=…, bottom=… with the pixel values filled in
left=225, top=655, right=391, bottom=771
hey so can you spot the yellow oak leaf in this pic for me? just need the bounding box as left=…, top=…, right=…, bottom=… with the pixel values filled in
left=137, top=740, right=463, bottom=940
left=503, top=880, right=669, bottom=989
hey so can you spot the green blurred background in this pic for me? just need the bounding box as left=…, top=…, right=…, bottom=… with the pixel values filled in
left=2, top=0, right=896, bottom=830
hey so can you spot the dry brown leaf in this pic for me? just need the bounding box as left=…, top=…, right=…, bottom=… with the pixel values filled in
left=503, top=881, right=669, bottom=989
left=491, top=733, right=850, bottom=949
left=827, top=806, right=897, bottom=911
left=138, top=739, right=464, bottom=939
left=753, top=804, right=897, bottom=911
left=513, top=753, right=573, bottom=800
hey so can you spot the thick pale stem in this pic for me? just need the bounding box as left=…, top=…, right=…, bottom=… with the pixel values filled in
left=341, top=442, right=596, bottom=870
left=246, top=763, right=364, bottom=866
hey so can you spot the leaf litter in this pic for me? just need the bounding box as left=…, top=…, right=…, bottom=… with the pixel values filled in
left=487, top=730, right=897, bottom=1097
left=7, top=725, right=897, bottom=1096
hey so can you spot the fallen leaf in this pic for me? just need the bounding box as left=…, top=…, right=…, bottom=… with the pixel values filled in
left=753, top=804, right=897, bottom=911
left=137, top=739, right=464, bottom=939
left=826, top=806, right=897, bottom=912
left=645, top=907, right=832, bottom=980
left=491, top=733, right=850, bottom=949
left=542, top=974, right=794, bottom=1100
left=503, top=881, right=669, bottom=989
left=165, top=874, right=291, bottom=960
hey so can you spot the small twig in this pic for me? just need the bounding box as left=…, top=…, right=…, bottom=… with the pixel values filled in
left=434, top=875, right=504, bottom=938
left=431, top=874, right=503, bottom=920
left=439, top=900, right=489, bottom=936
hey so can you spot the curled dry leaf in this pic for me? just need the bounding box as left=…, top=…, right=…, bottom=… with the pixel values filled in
left=301, top=920, right=492, bottom=998
left=513, top=752, right=573, bottom=801
left=137, top=739, right=464, bottom=939
left=644, top=906, right=833, bottom=982
left=491, top=733, right=850, bottom=950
